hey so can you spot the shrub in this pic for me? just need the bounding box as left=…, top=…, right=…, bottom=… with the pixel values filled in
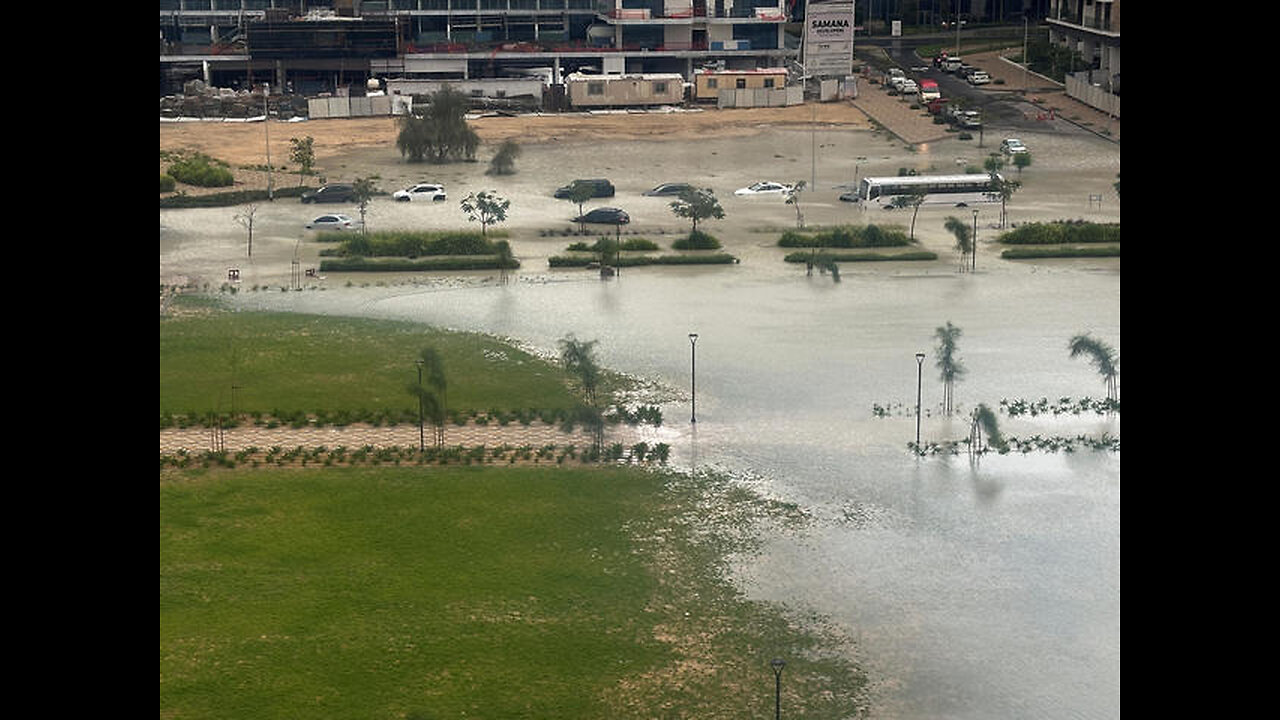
left=999, top=221, right=1121, bottom=245
left=160, top=174, right=176, bottom=193
left=672, top=230, right=721, bottom=250
left=167, top=153, right=235, bottom=188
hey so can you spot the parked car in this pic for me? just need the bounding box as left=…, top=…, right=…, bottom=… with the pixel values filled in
left=734, top=181, right=793, bottom=196
left=839, top=191, right=860, bottom=203
left=554, top=178, right=615, bottom=199
left=1000, top=138, right=1029, bottom=155
left=644, top=182, right=694, bottom=197
left=967, top=71, right=991, bottom=85
left=957, top=110, right=983, bottom=129
left=393, top=183, right=447, bottom=202
left=305, top=213, right=362, bottom=231
left=300, top=183, right=356, bottom=204
left=899, top=79, right=919, bottom=95
left=573, top=207, right=630, bottom=224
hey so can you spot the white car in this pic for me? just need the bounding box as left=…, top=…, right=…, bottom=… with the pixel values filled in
left=1000, top=138, right=1029, bottom=155
left=734, top=181, right=793, bottom=196
left=393, top=183, right=447, bottom=202
left=967, top=71, right=991, bottom=85
left=305, top=213, right=362, bottom=231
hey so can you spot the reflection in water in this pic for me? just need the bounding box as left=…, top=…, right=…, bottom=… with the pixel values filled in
left=228, top=261, right=1119, bottom=720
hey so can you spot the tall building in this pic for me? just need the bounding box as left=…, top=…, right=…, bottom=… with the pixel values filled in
left=159, top=0, right=797, bottom=96
left=1045, top=0, right=1119, bottom=114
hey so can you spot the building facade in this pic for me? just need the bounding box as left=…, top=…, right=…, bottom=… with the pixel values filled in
left=160, top=0, right=797, bottom=97
left=1045, top=0, right=1119, bottom=115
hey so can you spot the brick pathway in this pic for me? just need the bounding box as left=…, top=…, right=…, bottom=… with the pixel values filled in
left=160, top=420, right=646, bottom=455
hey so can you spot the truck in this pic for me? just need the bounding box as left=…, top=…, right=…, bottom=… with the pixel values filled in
left=917, top=79, right=940, bottom=102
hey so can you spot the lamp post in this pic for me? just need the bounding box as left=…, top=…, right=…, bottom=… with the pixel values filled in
left=689, top=333, right=698, bottom=423
left=263, top=83, right=274, bottom=201
left=971, top=209, right=979, bottom=272
left=415, top=358, right=425, bottom=452
left=770, top=658, right=786, bottom=720
left=915, top=352, right=925, bottom=449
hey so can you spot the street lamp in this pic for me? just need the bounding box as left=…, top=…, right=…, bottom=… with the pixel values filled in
left=971, top=209, right=979, bottom=272
left=770, top=658, right=786, bottom=720
left=415, top=358, right=425, bottom=452
left=915, top=352, right=926, bottom=449
left=689, top=333, right=699, bottom=423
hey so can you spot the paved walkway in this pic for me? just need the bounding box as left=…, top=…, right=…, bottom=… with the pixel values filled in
left=160, top=420, right=648, bottom=455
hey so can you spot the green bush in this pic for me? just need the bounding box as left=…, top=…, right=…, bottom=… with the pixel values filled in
left=671, top=230, right=721, bottom=250
left=167, top=153, right=235, bottom=188
left=319, top=256, right=518, bottom=272
left=783, top=251, right=937, bottom=263
left=160, top=174, right=176, bottom=193
left=778, top=224, right=910, bottom=249
left=999, top=221, right=1121, bottom=245
left=327, top=230, right=506, bottom=258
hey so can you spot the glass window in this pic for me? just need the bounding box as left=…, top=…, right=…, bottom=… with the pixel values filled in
left=763, top=78, right=774, bottom=88
left=588, top=82, right=604, bottom=95
left=653, top=81, right=667, bottom=94
left=706, top=78, right=717, bottom=89
left=735, top=78, right=746, bottom=89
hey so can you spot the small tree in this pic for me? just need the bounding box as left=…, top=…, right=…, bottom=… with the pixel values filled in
left=494, top=239, right=515, bottom=285
left=558, top=334, right=601, bottom=407
left=784, top=181, right=807, bottom=229
left=353, top=177, right=376, bottom=234
left=487, top=139, right=521, bottom=176
left=289, top=136, right=315, bottom=186
left=670, top=187, right=725, bottom=236
left=903, top=187, right=928, bottom=239
left=233, top=203, right=258, bottom=258
left=408, top=347, right=448, bottom=448
left=460, top=190, right=510, bottom=237
left=1011, top=152, right=1032, bottom=174
left=567, top=182, right=596, bottom=233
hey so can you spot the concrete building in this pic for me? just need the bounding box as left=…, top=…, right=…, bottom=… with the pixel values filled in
left=1046, top=0, right=1119, bottom=117
left=159, top=0, right=797, bottom=98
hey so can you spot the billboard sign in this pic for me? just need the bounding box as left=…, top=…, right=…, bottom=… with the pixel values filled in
left=803, top=1, right=855, bottom=77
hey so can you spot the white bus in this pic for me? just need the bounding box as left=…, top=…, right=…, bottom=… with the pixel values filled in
left=854, top=173, right=1003, bottom=208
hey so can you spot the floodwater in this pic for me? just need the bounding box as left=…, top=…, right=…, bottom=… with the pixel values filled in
left=162, top=120, right=1119, bottom=719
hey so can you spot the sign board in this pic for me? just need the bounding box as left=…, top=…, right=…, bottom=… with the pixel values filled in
left=803, top=1, right=856, bottom=77
left=892, top=20, right=902, bottom=37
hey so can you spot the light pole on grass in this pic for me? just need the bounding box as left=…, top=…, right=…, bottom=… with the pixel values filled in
left=689, top=333, right=698, bottom=423
left=415, top=358, right=425, bottom=452
left=770, top=658, right=786, bottom=720
left=915, top=352, right=926, bottom=449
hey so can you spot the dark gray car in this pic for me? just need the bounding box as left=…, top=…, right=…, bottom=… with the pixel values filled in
left=555, top=179, right=615, bottom=199
left=301, top=183, right=356, bottom=204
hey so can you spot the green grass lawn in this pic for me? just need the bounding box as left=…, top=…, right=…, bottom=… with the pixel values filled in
left=160, top=465, right=868, bottom=719
left=159, top=303, right=586, bottom=419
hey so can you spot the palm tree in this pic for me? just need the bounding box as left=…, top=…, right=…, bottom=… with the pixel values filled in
left=934, top=321, right=965, bottom=415
left=944, top=216, right=972, bottom=272
left=558, top=334, right=600, bottom=407
left=1068, top=333, right=1119, bottom=402
left=558, top=334, right=604, bottom=452
left=970, top=403, right=1006, bottom=455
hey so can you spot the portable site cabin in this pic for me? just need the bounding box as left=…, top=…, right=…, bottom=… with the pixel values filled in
left=564, top=72, right=686, bottom=108
left=691, top=68, right=790, bottom=102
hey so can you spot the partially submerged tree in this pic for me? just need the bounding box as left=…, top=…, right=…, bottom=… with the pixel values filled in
left=567, top=182, right=596, bottom=233
left=353, top=177, right=376, bottom=234
left=669, top=186, right=725, bottom=236
left=784, top=181, right=807, bottom=229
left=234, top=203, right=258, bottom=257
left=494, top=239, right=515, bottom=285
left=944, top=216, right=972, bottom=272
left=396, top=86, right=480, bottom=163
left=934, top=321, right=965, bottom=415
left=970, top=403, right=1007, bottom=454
left=1068, top=333, right=1120, bottom=402
left=902, top=187, right=928, bottom=239
left=486, top=139, right=521, bottom=176
left=289, top=135, right=314, bottom=186
left=460, top=190, right=510, bottom=237
left=559, top=334, right=605, bottom=451
left=408, top=346, right=448, bottom=448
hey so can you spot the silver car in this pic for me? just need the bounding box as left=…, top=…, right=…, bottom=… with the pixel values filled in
left=305, top=213, right=362, bottom=231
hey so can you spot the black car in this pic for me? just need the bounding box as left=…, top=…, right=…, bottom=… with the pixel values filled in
left=554, top=179, right=615, bottom=199
left=573, top=207, right=630, bottom=225
left=643, top=182, right=694, bottom=197
left=301, top=183, right=356, bottom=204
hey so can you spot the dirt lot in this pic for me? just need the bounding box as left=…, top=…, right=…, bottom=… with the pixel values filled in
left=160, top=103, right=876, bottom=193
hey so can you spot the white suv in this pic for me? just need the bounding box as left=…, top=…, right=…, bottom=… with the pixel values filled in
left=1000, top=138, right=1029, bottom=155
left=968, top=71, right=991, bottom=85
left=393, top=183, right=447, bottom=202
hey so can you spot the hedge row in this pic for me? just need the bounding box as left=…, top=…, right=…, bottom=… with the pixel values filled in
left=322, top=230, right=507, bottom=258
left=783, top=251, right=937, bottom=263
left=318, top=256, right=519, bottom=272
left=999, top=222, right=1121, bottom=245
left=160, top=186, right=309, bottom=209
left=548, top=253, right=738, bottom=267
left=778, top=224, right=911, bottom=249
